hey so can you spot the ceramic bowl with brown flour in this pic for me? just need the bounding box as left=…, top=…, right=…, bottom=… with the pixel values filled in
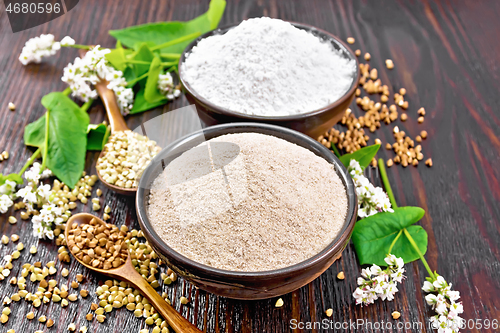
left=136, top=123, right=357, bottom=300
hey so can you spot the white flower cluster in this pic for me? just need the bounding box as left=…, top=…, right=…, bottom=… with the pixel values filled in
left=15, top=163, right=63, bottom=239
left=157, top=72, right=181, bottom=100
left=0, top=179, right=17, bottom=213
left=424, top=275, right=464, bottom=333
left=32, top=204, right=64, bottom=240
left=18, top=34, right=75, bottom=65
left=353, top=254, right=405, bottom=305
left=348, top=159, right=393, bottom=218
left=61, top=45, right=134, bottom=114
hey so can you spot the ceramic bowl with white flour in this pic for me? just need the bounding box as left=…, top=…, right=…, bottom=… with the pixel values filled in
left=136, top=123, right=358, bottom=299
left=179, top=18, right=360, bottom=138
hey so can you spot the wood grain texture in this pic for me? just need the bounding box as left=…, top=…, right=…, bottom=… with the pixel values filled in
left=1, top=0, right=499, bottom=332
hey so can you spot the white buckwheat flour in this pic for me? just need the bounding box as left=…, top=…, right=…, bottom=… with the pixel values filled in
left=182, top=17, right=356, bottom=117
left=147, top=133, right=348, bottom=272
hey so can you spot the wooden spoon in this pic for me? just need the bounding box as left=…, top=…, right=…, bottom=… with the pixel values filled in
left=77, top=49, right=135, bottom=196
left=94, top=80, right=137, bottom=196
left=66, top=213, right=202, bottom=333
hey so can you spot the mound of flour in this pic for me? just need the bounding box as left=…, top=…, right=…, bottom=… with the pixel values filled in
left=182, top=17, right=355, bottom=116
left=147, top=133, right=348, bottom=272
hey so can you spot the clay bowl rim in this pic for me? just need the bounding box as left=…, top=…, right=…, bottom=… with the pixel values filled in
left=136, top=122, right=357, bottom=279
left=178, top=21, right=361, bottom=122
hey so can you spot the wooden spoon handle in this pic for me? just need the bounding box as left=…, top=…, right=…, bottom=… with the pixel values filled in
left=95, top=80, right=129, bottom=133
left=77, top=49, right=128, bottom=133
left=126, top=268, right=202, bottom=333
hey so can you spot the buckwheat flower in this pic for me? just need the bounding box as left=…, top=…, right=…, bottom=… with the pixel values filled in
left=113, top=85, right=134, bottom=112
left=17, top=163, right=53, bottom=211
left=23, top=162, right=52, bottom=185
left=353, top=287, right=378, bottom=306
left=446, top=289, right=460, bottom=302
left=433, top=275, right=447, bottom=289
left=423, top=274, right=464, bottom=333
left=370, top=264, right=383, bottom=276
left=12, top=163, right=68, bottom=239
left=19, top=34, right=62, bottom=65
left=347, top=159, right=393, bottom=217
left=353, top=253, right=405, bottom=306
left=32, top=220, right=45, bottom=239
left=360, top=268, right=371, bottom=279
left=30, top=202, right=62, bottom=239
left=16, top=185, right=38, bottom=209
left=0, top=180, right=17, bottom=211
left=37, top=183, right=52, bottom=202
left=60, top=36, right=75, bottom=47
left=380, top=282, right=398, bottom=301
left=62, top=45, right=135, bottom=114
left=31, top=215, right=55, bottom=239
left=391, top=268, right=405, bottom=283
left=0, top=194, right=13, bottom=214
left=157, top=72, right=181, bottom=100
left=423, top=281, right=435, bottom=292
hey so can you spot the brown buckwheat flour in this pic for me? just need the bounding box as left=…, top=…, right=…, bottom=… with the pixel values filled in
left=147, top=133, right=348, bottom=272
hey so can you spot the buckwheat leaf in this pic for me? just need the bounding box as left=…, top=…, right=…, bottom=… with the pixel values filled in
left=87, top=123, right=110, bottom=151
left=0, top=173, right=23, bottom=185
left=109, top=0, right=226, bottom=53
left=144, top=56, right=167, bottom=104
left=129, top=87, right=166, bottom=114
left=24, top=114, right=46, bottom=147
left=24, top=93, right=89, bottom=188
left=339, top=144, right=380, bottom=170
left=105, top=44, right=132, bottom=72
left=130, top=44, right=155, bottom=78
left=352, top=206, right=428, bottom=266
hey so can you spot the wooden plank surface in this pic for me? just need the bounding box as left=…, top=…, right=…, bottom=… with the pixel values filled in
left=1, top=0, right=500, bottom=332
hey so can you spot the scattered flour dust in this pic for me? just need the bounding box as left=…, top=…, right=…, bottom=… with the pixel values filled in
left=147, top=132, right=348, bottom=272
left=182, top=17, right=356, bottom=117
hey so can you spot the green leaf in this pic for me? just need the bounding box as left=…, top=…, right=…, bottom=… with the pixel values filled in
left=351, top=207, right=428, bottom=266
left=24, top=115, right=46, bottom=147
left=144, top=56, right=167, bottom=104
left=129, top=87, right=166, bottom=114
left=0, top=173, right=23, bottom=185
left=339, top=144, right=380, bottom=170
left=105, top=46, right=132, bottom=72
left=123, top=66, right=137, bottom=84
left=24, top=93, right=89, bottom=188
left=26, top=117, right=107, bottom=152
left=130, top=43, right=156, bottom=78
left=109, top=0, right=226, bottom=53
left=87, top=123, right=110, bottom=151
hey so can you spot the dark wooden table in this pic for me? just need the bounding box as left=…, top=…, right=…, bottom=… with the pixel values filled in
left=1, top=1, right=499, bottom=332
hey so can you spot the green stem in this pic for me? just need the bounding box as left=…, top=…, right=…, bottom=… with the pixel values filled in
left=161, top=61, right=177, bottom=67
left=125, top=60, right=151, bottom=65
left=62, top=87, right=72, bottom=96
left=388, top=230, right=403, bottom=254
left=126, top=72, right=149, bottom=87
left=379, top=158, right=435, bottom=279
left=330, top=142, right=341, bottom=158
left=378, top=158, right=397, bottom=208
left=40, top=108, right=50, bottom=172
left=403, top=229, right=435, bottom=280
left=18, top=148, right=41, bottom=177
left=150, top=32, right=201, bottom=51
left=81, top=99, right=94, bottom=113
left=65, top=44, right=91, bottom=50
left=160, top=53, right=181, bottom=60
left=124, top=60, right=177, bottom=66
